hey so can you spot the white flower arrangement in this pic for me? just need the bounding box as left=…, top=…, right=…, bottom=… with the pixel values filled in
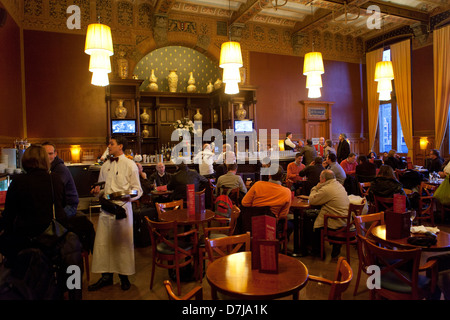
left=173, top=117, right=194, bottom=134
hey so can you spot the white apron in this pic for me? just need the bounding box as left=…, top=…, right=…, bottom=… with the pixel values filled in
left=91, top=154, right=142, bottom=276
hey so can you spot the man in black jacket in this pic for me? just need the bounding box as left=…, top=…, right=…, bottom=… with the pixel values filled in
left=167, top=161, right=208, bottom=201
left=336, top=133, right=350, bottom=163
left=43, top=142, right=79, bottom=217
left=427, top=149, right=444, bottom=173
left=298, top=157, right=324, bottom=195
left=355, top=155, right=377, bottom=182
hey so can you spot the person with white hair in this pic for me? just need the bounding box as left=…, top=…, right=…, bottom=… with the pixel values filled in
left=194, top=143, right=215, bottom=178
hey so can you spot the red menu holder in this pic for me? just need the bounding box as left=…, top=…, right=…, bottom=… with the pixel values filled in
left=393, top=193, right=406, bottom=213
left=255, top=239, right=279, bottom=274
left=186, top=184, right=195, bottom=216
left=385, top=209, right=411, bottom=239
left=251, top=214, right=277, bottom=270
left=195, top=192, right=206, bottom=214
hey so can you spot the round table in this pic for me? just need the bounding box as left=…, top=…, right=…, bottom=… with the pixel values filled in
left=159, top=208, right=215, bottom=225
left=371, top=225, right=450, bottom=252
left=206, top=251, right=309, bottom=300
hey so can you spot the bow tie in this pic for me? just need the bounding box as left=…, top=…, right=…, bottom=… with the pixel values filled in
left=109, top=157, right=119, bottom=162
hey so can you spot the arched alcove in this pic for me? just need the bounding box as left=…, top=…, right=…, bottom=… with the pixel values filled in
left=133, top=46, right=221, bottom=93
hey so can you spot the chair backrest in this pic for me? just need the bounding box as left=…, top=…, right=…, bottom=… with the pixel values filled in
left=359, top=182, right=371, bottom=198
left=419, top=182, right=438, bottom=197
left=354, top=212, right=385, bottom=238
left=205, top=205, right=241, bottom=238
left=358, top=234, right=422, bottom=299
left=374, top=196, right=394, bottom=212
left=196, top=189, right=206, bottom=195
left=164, top=280, right=203, bottom=300
left=308, top=257, right=353, bottom=300
left=205, top=232, right=251, bottom=262
left=155, top=199, right=184, bottom=219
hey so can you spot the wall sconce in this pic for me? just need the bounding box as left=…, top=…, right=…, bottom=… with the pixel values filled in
left=70, top=145, right=81, bottom=163
left=278, top=140, right=285, bottom=151
left=419, top=137, right=428, bottom=150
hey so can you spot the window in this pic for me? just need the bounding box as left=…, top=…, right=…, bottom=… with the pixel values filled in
left=378, top=49, right=408, bottom=154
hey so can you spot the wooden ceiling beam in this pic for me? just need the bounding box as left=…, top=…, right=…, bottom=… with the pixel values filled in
left=230, top=0, right=265, bottom=24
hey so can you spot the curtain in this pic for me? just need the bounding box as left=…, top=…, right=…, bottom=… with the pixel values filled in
left=366, top=48, right=384, bottom=152
left=391, top=39, right=413, bottom=158
left=433, top=25, right=450, bottom=151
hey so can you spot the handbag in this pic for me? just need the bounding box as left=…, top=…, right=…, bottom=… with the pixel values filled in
left=433, top=175, right=450, bottom=206
left=34, top=175, right=68, bottom=247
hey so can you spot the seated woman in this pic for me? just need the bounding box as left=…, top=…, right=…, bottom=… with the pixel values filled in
left=368, top=165, right=408, bottom=209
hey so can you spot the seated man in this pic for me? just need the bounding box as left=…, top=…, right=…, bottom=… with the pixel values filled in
left=309, top=170, right=350, bottom=258
left=298, top=157, right=324, bottom=195
left=427, top=149, right=444, bottom=174
left=323, top=153, right=346, bottom=185
left=241, top=165, right=293, bottom=237
left=148, top=162, right=171, bottom=187
left=286, top=153, right=305, bottom=192
left=340, top=153, right=357, bottom=175
left=167, top=161, right=208, bottom=201
left=355, top=155, right=377, bottom=182
left=216, top=163, right=247, bottom=197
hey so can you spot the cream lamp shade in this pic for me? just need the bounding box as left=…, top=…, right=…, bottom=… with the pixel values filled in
left=91, top=70, right=110, bottom=87
left=85, top=23, right=114, bottom=56
left=219, top=41, right=243, bottom=68
left=306, top=72, right=322, bottom=88
left=374, top=61, right=394, bottom=81
left=303, top=52, right=324, bottom=75
left=308, top=87, right=321, bottom=99
left=222, top=66, right=241, bottom=83
left=378, top=90, right=391, bottom=101
left=224, top=81, right=239, bottom=94
left=89, top=51, right=112, bottom=73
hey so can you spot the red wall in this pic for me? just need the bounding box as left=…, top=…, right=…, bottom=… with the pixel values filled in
left=249, top=51, right=367, bottom=140
left=23, top=30, right=106, bottom=140
left=412, top=45, right=435, bottom=133
left=0, top=7, right=23, bottom=140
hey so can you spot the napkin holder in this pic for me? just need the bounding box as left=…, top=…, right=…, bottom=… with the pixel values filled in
left=385, top=209, right=411, bottom=239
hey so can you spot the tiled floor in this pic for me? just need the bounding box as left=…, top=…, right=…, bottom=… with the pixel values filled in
left=79, top=198, right=450, bottom=300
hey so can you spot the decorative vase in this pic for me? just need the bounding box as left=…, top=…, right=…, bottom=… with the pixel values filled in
left=142, top=125, right=150, bottom=138
left=213, top=109, right=219, bottom=123
left=140, top=108, right=150, bottom=124
left=115, top=99, right=127, bottom=119
left=214, top=78, right=222, bottom=90
left=187, top=72, right=196, bottom=93
left=117, top=51, right=129, bottom=79
left=235, top=103, right=246, bottom=120
left=148, top=69, right=158, bottom=92
left=193, top=108, right=202, bottom=121
left=206, top=81, right=214, bottom=93
left=167, top=69, right=178, bottom=93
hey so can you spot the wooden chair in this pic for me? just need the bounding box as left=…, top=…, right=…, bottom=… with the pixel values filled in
left=321, top=201, right=366, bottom=263
left=145, top=218, right=198, bottom=296
left=198, top=205, right=241, bottom=280
left=359, top=235, right=438, bottom=300
left=416, top=182, right=438, bottom=226
left=374, top=196, right=394, bottom=212
left=205, top=232, right=251, bottom=263
left=359, top=182, right=371, bottom=198
left=353, top=212, right=385, bottom=296
left=208, top=179, right=216, bottom=210
left=163, top=280, right=203, bottom=300
left=155, top=199, right=183, bottom=220
left=308, top=257, right=353, bottom=300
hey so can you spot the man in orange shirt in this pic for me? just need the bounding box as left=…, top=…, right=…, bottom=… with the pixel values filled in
left=241, top=165, right=293, bottom=237
left=340, top=153, right=357, bottom=175
left=287, top=153, right=306, bottom=192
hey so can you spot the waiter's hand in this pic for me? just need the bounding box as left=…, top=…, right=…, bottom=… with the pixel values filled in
left=91, top=185, right=101, bottom=195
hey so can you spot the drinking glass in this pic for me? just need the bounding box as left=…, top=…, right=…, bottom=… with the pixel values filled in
left=410, top=210, right=416, bottom=228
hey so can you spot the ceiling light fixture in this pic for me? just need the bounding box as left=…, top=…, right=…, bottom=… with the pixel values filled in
left=332, top=1, right=360, bottom=24
left=259, top=0, right=288, bottom=11
left=85, top=18, right=114, bottom=87
left=303, top=3, right=324, bottom=99
left=219, top=1, right=243, bottom=95
left=374, top=17, right=394, bottom=101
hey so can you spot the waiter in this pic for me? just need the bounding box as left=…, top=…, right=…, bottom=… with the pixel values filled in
left=88, top=135, right=143, bottom=291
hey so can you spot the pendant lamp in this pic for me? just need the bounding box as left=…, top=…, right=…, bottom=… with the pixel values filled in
left=374, top=60, right=394, bottom=101
left=222, top=66, right=241, bottom=84
left=219, top=41, right=243, bottom=69
left=91, top=71, right=110, bottom=87
left=303, top=52, right=324, bottom=76
left=224, top=81, right=239, bottom=95
left=85, top=23, right=114, bottom=56
left=308, top=87, right=321, bottom=99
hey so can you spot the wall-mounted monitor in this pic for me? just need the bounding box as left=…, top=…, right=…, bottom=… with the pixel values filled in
left=111, top=119, right=136, bottom=135
left=234, top=120, right=253, bottom=133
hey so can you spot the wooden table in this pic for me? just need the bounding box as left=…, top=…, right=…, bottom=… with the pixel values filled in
left=206, top=251, right=309, bottom=300
left=370, top=225, right=450, bottom=252
left=159, top=208, right=215, bottom=225
left=290, top=196, right=312, bottom=257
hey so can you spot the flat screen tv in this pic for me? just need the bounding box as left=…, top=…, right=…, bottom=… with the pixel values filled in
left=111, top=119, right=136, bottom=135
left=234, top=120, right=253, bottom=133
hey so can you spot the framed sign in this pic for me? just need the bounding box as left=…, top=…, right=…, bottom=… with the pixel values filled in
left=306, top=106, right=327, bottom=120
